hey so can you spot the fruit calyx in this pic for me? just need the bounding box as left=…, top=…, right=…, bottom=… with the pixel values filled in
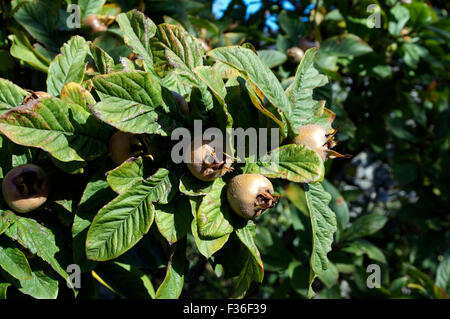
left=254, top=190, right=278, bottom=217
left=185, top=138, right=232, bottom=182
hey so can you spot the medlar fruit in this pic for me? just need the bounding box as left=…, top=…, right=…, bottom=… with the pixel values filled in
left=298, top=38, right=320, bottom=52
left=82, top=15, right=108, bottom=33
left=286, top=47, right=305, bottom=64
left=227, top=174, right=277, bottom=219
left=109, top=131, right=141, bottom=165
left=2, top=164, right=50, bottom=213
left=292, top=124, right=347, bottom=162
left=184, top=137, right=231, bottom=182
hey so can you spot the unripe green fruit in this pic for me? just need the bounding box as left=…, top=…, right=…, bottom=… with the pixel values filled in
left=2, top=164, right=50, bottom=213
left=185, top=138, right=230, bottom=182
left=292, top=124, right=328, bottom=162
left=227, top=174, right=277, bottom=219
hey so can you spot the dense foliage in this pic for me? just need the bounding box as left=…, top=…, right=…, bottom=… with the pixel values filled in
left=0, top=0, right=448, bottom=299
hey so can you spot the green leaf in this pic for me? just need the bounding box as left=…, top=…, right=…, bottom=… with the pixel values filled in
left=319, top=34, right=373, bottom=57
left=4, top=216, right=71, bottom=285
left=232, top=222, right=264, bottom=297
left=208, top=46, right=290, bottom=136
left=304, top=183, right=337, bottom=296
left=342, top=239, right=387, bottom=263
left=0, top=210, right=18, bottom=235
left=196, top=178, right=234, bottom=239
left=322, top=179, right=350, bottom=230
left=10, top=268, right=58, bottom=299
left=0, top=238, right=33, bottom=280
left=91, top=70, right=175, bottom=135
left=406, top=264, right=441, bottom=297
left=316, top=261, right=339, bottom=288
left=93, top=261, right=155, bottom=298
left=193, top=66, right=233, bottom=128
left=231, top=249, right=263, bottom=299
left=154, top=196, right=191, bottom=244
left=235, top=222, right=264, bottom=277
left=79, top=0, right=106, bottom=19
left=188, top=16, right=219, bottom=36
left=0, top=78, right=28, bottom=115
left=285, top=183, right=309, bottom=215
left=179, top=175, right=214, bottom=196
left=389, top=5, right=410, bottom=36
left=285, top=48, right=329, bottom=131
left=248, top=144, right=325, bottom=183
left=155, top=239, right=187, bottom=299
left=152, top=23, right=213, bottom=111
left=436, top=251, right=450, bottom=293
left=189, top=197, right=229, bottom=259
left=46, top=36, right=89, bottom=97
left=401, top=42, right=428, bottom=68
left=288, top=262, right=310, bottom=297
left=0, top=282, right=10, bottom=299
left=8, top=31, right=50, bottom=73
left=343, top=214, right=388, bottom=241
left=151, top=23, right=203, bottom=86
left=406, top=2, right=434, bottom=29
left=0, top=97, right=108, bottom=165
left=278, top=10, right=305, bottom=42
left=88, top=42, right=115, bottom=74
left=116, top=10, right=157, bottom=73
left=254, top=226, right=292, bottom=272
left=257, top=50, right=287, bottom=68
left=86, top=169, right=172, bottom=261
left=13, top=0, right=63, bottom=54
left=107, top=156, right=145, bottom=194
left=73, top=166, right=116, bottom=272
left=60, top=82, right=96, bottom=110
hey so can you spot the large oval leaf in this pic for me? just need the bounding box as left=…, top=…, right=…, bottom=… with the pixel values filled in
left=196, top=178, right=234, bottom=239
left=46, top=36, right=89, bottom=97
left=116, top=9, right=157, bottom=73
left=189, top=197, right=229, bottom=259
left=86, top=168, right=173, bottom=261
left=151, top=23, right=203, bottom=85
left=285, top=48, right=329, bottom=131
left=0, top=78, right=28, bottom=115
left=208, top=46, right=291, bottom=135
left=246, top=144, right=325, bottom=183
left=0, top=238, right=32, bottom=281
left=107, top=157, right=145, bottom=194
left=155, top=196, right=191, bottom=244
left=155, top=240, right=187, bottom=299
left=5, top=216, right=71, bottom=286
left=0, top=97, right=108, bottom=164
left=91, top=70, right=175, bottom=135
left=304, top=183, right=337, bottom=297
left=11, top=268, right=59, bottom=299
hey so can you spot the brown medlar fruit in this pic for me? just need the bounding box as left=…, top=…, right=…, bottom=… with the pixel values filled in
left=226, top=174, right=277, bottom=219
left=2, top=164, right=50, bottom=213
